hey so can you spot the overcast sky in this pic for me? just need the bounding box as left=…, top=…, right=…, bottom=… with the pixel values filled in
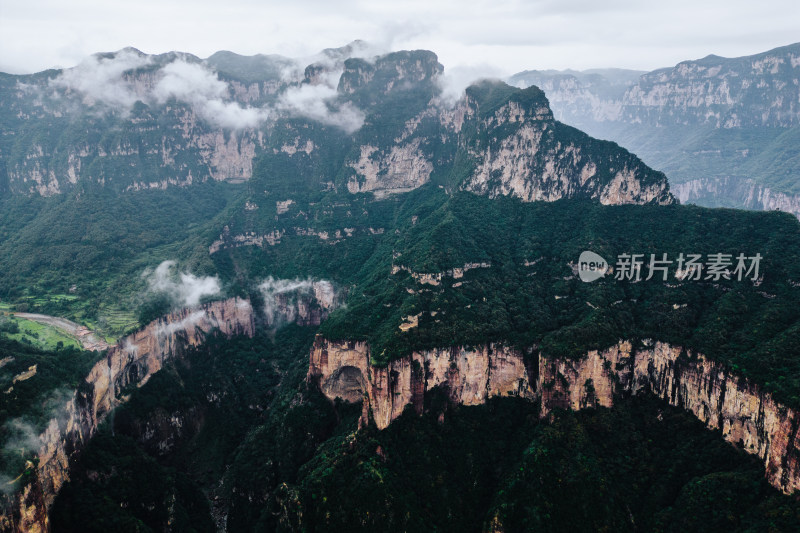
left=0, top=0, right=798, bottom=76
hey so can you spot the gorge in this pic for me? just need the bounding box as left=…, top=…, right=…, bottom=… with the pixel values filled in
left=308, top=337, right=800, bottom=495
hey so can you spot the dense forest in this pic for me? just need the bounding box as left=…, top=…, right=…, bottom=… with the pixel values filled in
left=49, top=329, right=800, bottom=532
left=1, top=45, right=800, bottom=531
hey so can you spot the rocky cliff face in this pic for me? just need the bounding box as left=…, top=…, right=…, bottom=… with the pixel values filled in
left=341, top=77, right=674, bottom=205
left=308, top=337, right=800, bottom=495
left=509, top=43, right=800, bottom=206
left=512, top=43, right=800, bottom=129
left=4, top=297, right=255, bottom=533
left=1, top=46, right=673, bottom=207
left=458, top=90, right=674, bottom=205
left=345, top=140, right=434, bottom=197
left=672, top=177, right=800, bottom=218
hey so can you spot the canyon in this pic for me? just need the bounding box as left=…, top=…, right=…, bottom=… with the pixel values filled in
left=509, top=43, right=800, bottom=213
left=2, top=298, right=257, bottom=533
left=3, top=41, right=800, bottom=530
left=308, top=337, right=800, bottom=495
left=3, top=292, right=799, bottom=531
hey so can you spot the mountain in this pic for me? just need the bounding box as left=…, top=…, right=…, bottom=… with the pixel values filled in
left=0, top=45, right=672, bottom=334
left=0, top=45, right=671, bottom=204
left=3, top=44, right=800, bottom=532
left=510, top=43, right=800, bottom=215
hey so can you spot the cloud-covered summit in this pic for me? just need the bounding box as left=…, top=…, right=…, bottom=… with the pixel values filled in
left=143, top=261, right=221, bottom=308
left=46, top=46, right=374, bottom=132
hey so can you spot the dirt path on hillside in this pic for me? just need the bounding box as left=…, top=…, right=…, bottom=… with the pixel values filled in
left=12, top=312, right=110, bottom=351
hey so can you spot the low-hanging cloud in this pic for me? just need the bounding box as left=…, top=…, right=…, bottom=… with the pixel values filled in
left=259, top=277, right=337, bottom=327
left=0, top=417, right=41, bottom=495
left=436, top=64, right=506, bottom=106
left=154, top=310, right=211, bottom=339
left=152, top=59, right=269, bottom=129
left=278, top=82, right=365, bottom=133
left=144, top=260, right=221, bottom=308
left=50, top=48, right=151, bottom=109
left=279, top=39, right=385, bottom=82
left=47, top=49, right=367, bottom=132
left=1, top=387, right=75, bottom=495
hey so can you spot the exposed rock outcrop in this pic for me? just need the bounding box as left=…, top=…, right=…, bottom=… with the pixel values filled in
left=3, top=298, right=255, bottom=533
left=346, top=140, right=434, bottom=196
left=209, top=226, right=386, bottom=254
left=673, top=176, right=800, bottom=218
left=508, top=43, right=800, bottom=209
left=2, top=47, right=674, bottom=206
left=457, top=84, right=675, bottom=206
left=308, top=337, right=800, bottom=495
left=511, top=43, right=800, bottom=130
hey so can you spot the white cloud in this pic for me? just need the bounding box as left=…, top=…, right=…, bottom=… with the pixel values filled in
left=144, top=260, right=221, bottom=308
left=258, top=277, right=337, bottom=327
left=51, top=53, right=271, bottom=128
left=436, top=64, right=506, bottom=106
left=152, top=59, right=269, bottom=128
left=0, top=387, right=75, bottom=494
left=278, top=81, right=365, bottom=133
left=155, top=310, right=210, bottom=339
left=47, top=51, right=367, bottom=131
left=153, top=59, right=227, bottom=101
left=49, top=48, right=150, bottom=109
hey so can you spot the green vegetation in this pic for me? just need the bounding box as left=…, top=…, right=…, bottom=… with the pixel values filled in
left=586, top=123, right=800, bottom=193
left=50, top=428, right=216, bottom=533
left=51, top=326, right=345, bottom=532
left=293, top=395, right=800, bottom=532
left=0, top=314, right=81, bottom=350
left=48, top=326, right=800, bottom=532
left=0, top=181, right=245, bottom=336
left=256, top=189, right=800, bottom=408
left=206, top=181, right=800, bottom=406
left=0, top=336, right=99, bottom=488
left=4, top=45, right=800, bottom=531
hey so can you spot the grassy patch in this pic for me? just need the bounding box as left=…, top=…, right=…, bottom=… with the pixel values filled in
left=0, top=314, right=82, bottom=350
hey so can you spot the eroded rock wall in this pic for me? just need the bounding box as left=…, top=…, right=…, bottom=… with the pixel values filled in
left=308, top=337, right=800, bottom=494
left=673, top=177, right=800, bottom=218
left=5, top=297, right=255, bottom=533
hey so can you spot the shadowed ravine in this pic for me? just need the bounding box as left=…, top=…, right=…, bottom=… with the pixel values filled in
left=4, top=298, right=256, bottom=533
left=308, top=337, right=800, bottom=495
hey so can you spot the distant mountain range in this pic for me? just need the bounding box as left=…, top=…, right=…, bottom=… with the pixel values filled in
left=0, top=43, right=670, bottom=206
left=5, top=43, right=800, bottom=533
left=510, top=42, right=800, bottom=215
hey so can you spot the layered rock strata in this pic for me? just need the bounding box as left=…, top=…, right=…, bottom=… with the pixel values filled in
left=308, top=337, right=800, bottom=495
left=5, top=298, right=255, bottom=533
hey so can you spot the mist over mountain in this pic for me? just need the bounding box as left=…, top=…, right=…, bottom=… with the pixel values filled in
left=510, top=42, right=800, bottom=216
left=2, top=41, right=800, bottom=533
left=0, top=42, right=671, bottom=206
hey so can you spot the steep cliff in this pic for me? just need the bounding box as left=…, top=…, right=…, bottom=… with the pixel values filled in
left=509, top=42, right=800, bottom=209
left=511, top=43, right=800, bottom=130
left=308, top=337, right=800, bottom=495
left=672, top=176, right=800, bottom=217
left=4, top=297, right=255, bottom=533
left=1, top=46, right=673, bottom=207
left=457, top=83, right=674, bottom=205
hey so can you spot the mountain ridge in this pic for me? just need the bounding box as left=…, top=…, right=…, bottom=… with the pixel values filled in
left=0, top=46, right=673, bottom=206
left=509, top=41, right=800, bottom=214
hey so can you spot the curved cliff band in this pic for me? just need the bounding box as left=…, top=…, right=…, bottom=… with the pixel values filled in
left=10, top=303, right=800, bottom=531
left=308, top=337, right=800, bottom=495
